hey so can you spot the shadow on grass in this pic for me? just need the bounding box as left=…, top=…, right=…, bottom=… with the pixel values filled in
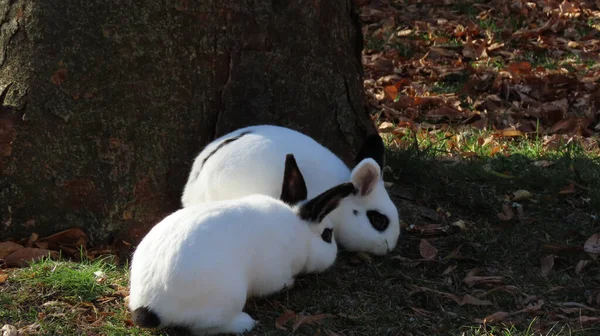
left=1, top=147, right=598, bottom=336
left=241, top=147, right=600, bottom=336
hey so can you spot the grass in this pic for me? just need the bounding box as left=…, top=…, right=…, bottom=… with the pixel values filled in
left=1, top=134, right=598, bottom=335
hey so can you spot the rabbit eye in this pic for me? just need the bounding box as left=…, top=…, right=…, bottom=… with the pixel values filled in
left=352, top=210, right=359, bottom=216
left=367, top=210, right=389, bottom=232
left=321, top=228, right=333, bottom=244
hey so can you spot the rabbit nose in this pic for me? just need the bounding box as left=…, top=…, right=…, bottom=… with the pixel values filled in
left=367, top=210, right=389, bottom=232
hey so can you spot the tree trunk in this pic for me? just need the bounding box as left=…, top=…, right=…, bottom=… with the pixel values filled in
left=0, top=0, right=374, bottom=246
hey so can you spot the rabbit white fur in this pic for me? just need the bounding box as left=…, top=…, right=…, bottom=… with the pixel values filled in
left=129, top=154, right=355, bottom=335
left=181, top=125, right=400, bottom=255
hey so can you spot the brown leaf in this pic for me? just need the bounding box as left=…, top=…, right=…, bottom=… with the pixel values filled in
left=497, top=203, right=514, bottom=221
left=384, top=86, right=399, bottom=101
left=482, top=311, right=510, bottom=323
left=463, top=275, right=503, bottom=287
left=292, top=314, right=335, bottom=332
left=409, top=286, right=461, bottom=304
left=507, top=61, right=532, bottom=76
left=426, top=107, right=464, bottom=120
left=512, top=190, right=532, bottom=201
left=4, top=248, right=59, bottom=268
left=0, top=272, right=8, bottom=284
left=578, top=316, right=600, bottom=324
left=38, top=228, right=89, bottom=250
left=26, top=233, right=39, bottom=247
left=378, top=121, right=395, bottom=133
left=575, top=260, right=591, bottom=274
left=550, top=117, right=592, bottom=134
left=419, top=239, right=438, bottom=260
left=559, top=183, right=576, bottom=194
left=0, top=241, right=24, bottom=259
left=584, top=234, right=600, bottom=260
left=540, top=255, right=555, bottom=277
left=275, top=310, right=296, bottom=331
left=494, top=129, right=524, bottom=138
left=460, top=294, right=492, bottom=306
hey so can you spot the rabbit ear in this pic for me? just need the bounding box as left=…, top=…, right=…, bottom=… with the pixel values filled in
left=280, top=154, right=308, bottom=205
left=351, top=159, right=381, bottom=196
left=299, top=182, right=356, bottom=223
left=355, top=133, right=385, bottom=170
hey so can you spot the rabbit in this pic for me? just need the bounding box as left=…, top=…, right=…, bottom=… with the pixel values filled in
left=181, top=125, right=400, bottom=256
left=129, top=153, right=356, bottom=335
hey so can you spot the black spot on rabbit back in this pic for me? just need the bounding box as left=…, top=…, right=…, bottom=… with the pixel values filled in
left=367, top=210, right=389, bottom=232
left=191, top=131, right=253, bottom=181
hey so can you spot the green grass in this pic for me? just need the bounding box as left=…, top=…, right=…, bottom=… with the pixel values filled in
left=0, top=257, right=161, bottom=336
left=1, top=133, right=598, bottom=335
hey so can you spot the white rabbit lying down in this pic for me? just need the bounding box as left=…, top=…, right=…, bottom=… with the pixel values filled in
left=181, top=125, right=400, bottom=256
left=129, top=154, right=356, bottom=335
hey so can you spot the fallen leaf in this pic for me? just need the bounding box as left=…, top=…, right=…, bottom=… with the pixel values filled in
left=532, top=160, right=555, bottom=168
left=426, top=106, right=464, bottom=120
left=451, top=220, right=466, bottom=230
left=584, top=234, right=600, bottom=260
left=463, top=275, right=503, bottom=287
left=419, top=239, right=438, bottom=260
left=0, top=242, right=24, bottom=259
left=460, top=294, right=492, bottom=306
left=4, top=248, right=59, bottom=268
left=1, top=324, right=18, bottom=336
left=355, top=251, right=372, bottom=264
left=497, top=203, right=514, bottom=221
left=575, top=260, right=591, bottom=274
left=507, top=61, right=532, bottom=76
left=512, top=190, right=532, bottom=201
left=275, top=310, right=296, bottom=331
left=578, top=316, right=600, bottom=324
left=517, top=299, right=545, bottom=313
left=26, top=233, right=39, bottom=247
left=0, top=272, right=7, bottom=284
left=559, top=183, right=576, bottom=194
left=292, top=314, right=335, bottom=332
left=482, top=311, right=510, bottom=323
left=540, top=255, right=555, bottom=277
left=378, top=121, right=395, bottom=133
left=494, top=129, right=524, bottom=138
left=409, top=286, right=461, bottom=304
left=384, top=85, right=399, bottom=101
left=410, top=307, right=434, bottom=316
left=38, top=228, right=89, bottom=250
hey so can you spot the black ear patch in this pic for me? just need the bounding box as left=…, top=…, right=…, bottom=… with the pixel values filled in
left=321, top=228, right=333, bottom=243
left=280, top=154, right=308, bottom=205
left=355, top=133, right=385, bottom=170
left=299, top=182, right=356, bottom=223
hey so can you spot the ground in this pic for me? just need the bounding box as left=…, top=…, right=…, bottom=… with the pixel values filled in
left=1, top=0, right=599, bottom=335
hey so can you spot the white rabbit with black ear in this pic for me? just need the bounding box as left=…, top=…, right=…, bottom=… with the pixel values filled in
left=181, top=125, right=400, bottom=256
left=129, top=154, right=355, bottom=335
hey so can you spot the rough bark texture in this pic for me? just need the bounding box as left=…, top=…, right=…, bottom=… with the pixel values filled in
left=0, top=0, right=374, bottom=246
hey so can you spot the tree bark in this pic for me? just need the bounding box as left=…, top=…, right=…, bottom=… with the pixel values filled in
left=0, top=0, right=374, bottom=245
